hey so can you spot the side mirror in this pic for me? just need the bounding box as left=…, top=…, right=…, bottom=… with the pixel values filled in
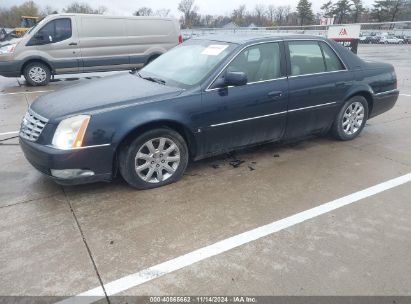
left=225, top=71, right=248, bottom=87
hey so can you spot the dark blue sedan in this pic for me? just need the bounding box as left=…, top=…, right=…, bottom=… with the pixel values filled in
left=20, top=34, right=399, bottom=189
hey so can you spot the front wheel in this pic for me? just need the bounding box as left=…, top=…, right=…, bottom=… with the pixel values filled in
left=23, top=62, right=51, bottom=86
left=119, top=128, right=189, bottom=189
left=332, top=96, right=369, bottom=141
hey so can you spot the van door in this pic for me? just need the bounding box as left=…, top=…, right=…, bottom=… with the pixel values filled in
left=79, top=16, right=131, bottom=72
left=29, top=17, right=80, bottom=74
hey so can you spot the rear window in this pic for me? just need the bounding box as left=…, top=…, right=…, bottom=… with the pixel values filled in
left=289, top=41, right=326, bottom=76
left=320, top=42, right=345, bottom=72
left=288, top=41, right=345, bottom=76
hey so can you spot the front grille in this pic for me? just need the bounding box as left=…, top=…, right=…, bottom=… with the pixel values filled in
left=19, top=109, right=48, bottom=142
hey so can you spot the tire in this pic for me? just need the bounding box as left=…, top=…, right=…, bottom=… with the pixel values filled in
left=23, top=62, right=51, bottom=86
left=332, top=96, right=369, bottom=141
left=119, top=128, right=189, bottom=189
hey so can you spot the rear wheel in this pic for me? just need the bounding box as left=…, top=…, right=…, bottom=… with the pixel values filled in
left=23, top=62, right=51, bottom=86
left=119, top=128, right=189, bottom=189
left=332, top=96, right=369, bottom=141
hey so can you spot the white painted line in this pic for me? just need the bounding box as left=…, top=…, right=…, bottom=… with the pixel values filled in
left=0, top=90, right=53, bottom=96
left=0, top=131, right=19, bottom=136
left=400, top=93, right=411, bottom=97
left=56, top=172, right=411, bottom=304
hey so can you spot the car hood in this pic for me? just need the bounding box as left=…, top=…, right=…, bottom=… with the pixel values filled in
left=31, top=72, right=184, bottom=119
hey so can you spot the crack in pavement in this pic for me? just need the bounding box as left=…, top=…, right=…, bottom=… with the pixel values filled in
left=62, top=186, right=111, bottom=304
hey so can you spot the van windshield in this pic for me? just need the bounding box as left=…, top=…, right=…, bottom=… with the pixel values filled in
left=139, top=40, right=236, bottom=89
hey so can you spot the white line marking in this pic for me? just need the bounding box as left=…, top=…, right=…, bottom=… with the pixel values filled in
left=56, top=172, right=411, bottom=304
left=0, top=90, right=53, bottom=96
left=0, top=131, right=19, bottom=136
left=400, top=94, right=411, bottom=97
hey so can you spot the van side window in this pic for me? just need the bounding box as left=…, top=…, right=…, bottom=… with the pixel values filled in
left=226, top=43, right=282, bottom=83
left=288, top=41, right=326, bottom=76
left=35, top=18, right=72, bottom=44
left=320, top=42, right=345, bottom=72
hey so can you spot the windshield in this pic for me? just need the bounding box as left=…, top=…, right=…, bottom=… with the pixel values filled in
left=139, top=40, right=236, bottom=88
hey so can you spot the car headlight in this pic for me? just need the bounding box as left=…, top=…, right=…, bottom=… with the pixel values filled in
left=0, top=43, right=17, bottom=54
left=52, top=115, right=90, bottom=150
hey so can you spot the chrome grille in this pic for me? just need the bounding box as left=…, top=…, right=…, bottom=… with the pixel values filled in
left=19, top=109, right=48, bottom=142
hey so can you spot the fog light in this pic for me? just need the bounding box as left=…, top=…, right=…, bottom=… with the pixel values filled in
left=51, top=169, right=95, bottom=179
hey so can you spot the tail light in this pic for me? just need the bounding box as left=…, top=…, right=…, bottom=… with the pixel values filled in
left=178, top=35, right=183, bottom=44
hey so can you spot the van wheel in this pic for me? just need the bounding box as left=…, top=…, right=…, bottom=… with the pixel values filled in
left=332, top=96, right=369, bottom=141
left=119, top=128, right=189, bottom=189
left=24, top=62, right=51, bottom=86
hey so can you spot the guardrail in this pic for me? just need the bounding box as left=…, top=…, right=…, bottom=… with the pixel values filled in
left=182, top=21, right=411, bottom=45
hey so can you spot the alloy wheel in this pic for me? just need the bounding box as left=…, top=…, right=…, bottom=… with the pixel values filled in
left=135, top=137, right=180, bottom=183
left=342, top=101, right=365, bottom=136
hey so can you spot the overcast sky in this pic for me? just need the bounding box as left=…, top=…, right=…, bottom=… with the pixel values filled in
left=1, top=0, right=376, bottom=17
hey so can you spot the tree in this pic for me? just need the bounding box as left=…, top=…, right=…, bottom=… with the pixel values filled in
left=63, top=2, right=106, bottom=14
left=41, top=5, right=58, bottom=18
left=267, top=5, right=276, bottom=24
left=232, top=5, right=247, bottom=26
left=296, top=0, right=314, bottom=25
left=0, top=1, right=40, bottom=28
left=178, top=0, right=198, bottom=28
left=134, top=7, right=153, bottom=16
left=332, top=0, right=352, bottom=23
left=351, top=0, right=365, bottom=23
left=275, top=6, right=291, bottom=25
left=154, top=9, right=171, bottom=17
left=320, top=1, right=334, bottom=17
left=254, top=4, right=266, bottom=26
left=371, top=0, right=406, bottom=22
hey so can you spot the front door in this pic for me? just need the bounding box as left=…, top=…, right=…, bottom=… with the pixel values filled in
left=32, top=17, right=81, bottom=74
left=200, top=41, right=288, bottom=155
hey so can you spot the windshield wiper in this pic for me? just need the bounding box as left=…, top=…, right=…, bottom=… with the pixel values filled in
left=136, top=71, right=166, bottom=85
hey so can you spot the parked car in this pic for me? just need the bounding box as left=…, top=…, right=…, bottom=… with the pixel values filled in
left=396, top=35, right=411, bottom=44
left=0, top=13, right=182, bottom=86
left=380, top=35, right=405, bottom=44
left=19, top=35, right=399, bottom=189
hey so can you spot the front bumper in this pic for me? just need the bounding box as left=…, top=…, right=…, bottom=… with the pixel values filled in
left=0, top=59, right=22, bottom=77
left=19, top=138, right=114, bottom=185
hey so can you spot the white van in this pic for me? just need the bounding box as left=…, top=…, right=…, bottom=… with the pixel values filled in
left=0, top=14, right=182, bottom=85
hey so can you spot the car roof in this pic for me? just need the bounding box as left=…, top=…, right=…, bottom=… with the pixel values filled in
left=191, top=33, right=327, bottom=44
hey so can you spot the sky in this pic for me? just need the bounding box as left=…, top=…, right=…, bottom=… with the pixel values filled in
left=1, top=0, right=376, bottom=18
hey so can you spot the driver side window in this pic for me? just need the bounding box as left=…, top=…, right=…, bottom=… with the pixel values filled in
left=226, top=42, right=281, bottom=84
left=32, top=18, right=72, bottom=45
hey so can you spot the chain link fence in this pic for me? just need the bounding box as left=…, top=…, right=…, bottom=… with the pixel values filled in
left=182, top=21, right=411, bottom=45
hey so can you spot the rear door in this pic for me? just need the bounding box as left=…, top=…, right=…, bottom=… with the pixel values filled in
left=30, top=17, right=80, bottom=73
left=285, top=40, right=351, bottom=139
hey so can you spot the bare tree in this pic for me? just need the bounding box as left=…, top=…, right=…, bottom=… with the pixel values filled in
left=202, top=14, right=214, bottom=27
left=267, top=5, right=276, bottom=24
left=134, top=7, right=153, bottom=16
left=0, top=1, right=41, bottom=27
left=178, top=0, right=198, bottom=28
left=275, top=6, right=290, bottom=25
left=154, top=9, right=171, bottom=17
left=232, top=5, right=247, bottom=26
left=254, top=4, right=266, bottom=26
left=63, top=2, right=106, bottom=14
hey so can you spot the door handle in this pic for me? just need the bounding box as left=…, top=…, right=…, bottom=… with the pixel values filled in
left=268, top=91, right=283, bottom=99
left=335, top=81, right=347, bottom=87
left=69, top=42, right=78, bottom=46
